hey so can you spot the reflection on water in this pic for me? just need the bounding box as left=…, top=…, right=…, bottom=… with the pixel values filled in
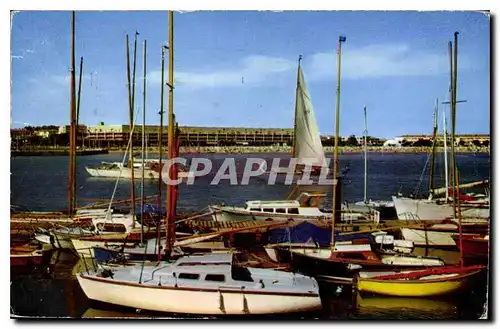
left=355, top=294, right=458, bottom=319
left=10, top=251, right=489, bottom=320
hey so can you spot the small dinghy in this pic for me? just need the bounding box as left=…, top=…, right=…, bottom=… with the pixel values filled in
left=77, top=252, right=321, bottom=315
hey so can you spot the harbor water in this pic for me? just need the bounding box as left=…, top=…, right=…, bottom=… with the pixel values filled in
left=10, top=152, right=490, bottom=319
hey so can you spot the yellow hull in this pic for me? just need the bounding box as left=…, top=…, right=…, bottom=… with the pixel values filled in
left=357, top=271, right=480, bottom=297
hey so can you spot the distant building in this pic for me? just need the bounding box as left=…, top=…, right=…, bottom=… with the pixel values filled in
left=58, top=124, right=88, bottom=134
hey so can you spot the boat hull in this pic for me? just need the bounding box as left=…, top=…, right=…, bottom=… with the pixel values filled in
left=392, top=196, right=489, bottom=220
left=85, top=167, right=195, bottom=180
left=401, top=228, right=456, bottom=247
left=77, top=275, right=322, bottom=315
left=357, top=270, right=481, bottom=297
left=452, top=234, right=489, bottom=263
left=10, top=253, right=44, bottom=267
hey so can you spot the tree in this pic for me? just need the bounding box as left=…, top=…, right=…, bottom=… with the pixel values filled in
left=345, top=135, right=359, bottom=146
left=472, top=140, right=482, bottom=147
left=412, top=138, right=432, bottom=147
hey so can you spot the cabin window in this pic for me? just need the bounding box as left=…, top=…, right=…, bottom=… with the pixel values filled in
left=205, top=274, right=226, bottom=282
left=275, top=208, right=286, bottom=214
left=288, top=208, right=299, bottom=214
left=231, top=265, right=254, bottom=282
left=262, top=208, right=274, bottom=213
left=178, top=273, right=200, bottom=280
left=249, top=208, right=260, bottom=212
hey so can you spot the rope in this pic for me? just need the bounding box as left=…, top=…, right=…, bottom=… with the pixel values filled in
left=412, top=153, right=431, bottom=197
left=99, top=106, right=141, bottom=233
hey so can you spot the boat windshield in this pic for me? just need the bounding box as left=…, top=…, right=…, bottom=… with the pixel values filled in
left=231, top=265, right=254, bottom=282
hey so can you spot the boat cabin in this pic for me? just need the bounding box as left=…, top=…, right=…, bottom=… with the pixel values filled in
left=244, top=200, right=302, bottom=215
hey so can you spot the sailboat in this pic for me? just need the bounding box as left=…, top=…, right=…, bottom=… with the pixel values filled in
left=356, top=33, right=486, bottom=298
left=348, top=106, right=395, bottom=218
left=280, top=36, right=445, bottom=278
left=392, top=101, right=489, bottom=221
left=76, top=13, right=323, bottom=316
left=395, top=41, right=489, bottom=248
left=257, top=55, right=328, bottom=180
left=208, top=56, right=374, bottom=223
left=292, top=55, right=328, bottom=175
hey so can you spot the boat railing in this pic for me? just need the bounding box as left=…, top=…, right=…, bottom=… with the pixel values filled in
left=400, top=212, right=421, bottom=222
left=79, top=251, right=101, bottom=274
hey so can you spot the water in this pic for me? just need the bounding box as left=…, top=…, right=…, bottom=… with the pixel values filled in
left=10, top=152, right=490, bottom=319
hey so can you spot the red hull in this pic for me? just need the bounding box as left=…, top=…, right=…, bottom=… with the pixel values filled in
left=10, top=254, right=43, bottom=267
left=452, top=234, right=489, bottom=258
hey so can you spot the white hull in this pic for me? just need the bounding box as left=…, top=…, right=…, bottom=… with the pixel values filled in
left=72, top=239, right=129, bottom=258
left=85, top=167, right=194, bottom=180
left=392, top=196, right=489, bottom=220
left=77, top=275, right=321, bottom=315
left=210, top=207, right=368, bottom=223
left=400, top=228, right=456, bottom=247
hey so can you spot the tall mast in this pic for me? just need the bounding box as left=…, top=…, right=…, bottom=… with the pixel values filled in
left=450, top=33, right=459, bottom=218
left=157, top=45, right=166, bottom=260
left=330, top=35, right=346, bottom=249
left=363, top=105, right=368, bottom=204
left=428, top=98, right=438, bottom=194
left=443, top=107, right=449, bottom=200
left=68, top=11, right=77, bottom=215
left=165, top=10, right=175, bottom=255
left=140, top=39, right=147, bottom=245
left=76, top=56, right=84, bottom=148
left=126, top=35, right=136, bottom=225
left=291, top=55, right=302, bottom=158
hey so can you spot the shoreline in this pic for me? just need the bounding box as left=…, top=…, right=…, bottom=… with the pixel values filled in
left=122, top=145, right=490, bottom=155
left=10, top=146, right=489, bottom=156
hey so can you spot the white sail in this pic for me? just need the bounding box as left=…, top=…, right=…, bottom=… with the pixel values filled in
left=293, top=66, right=327, bottom=167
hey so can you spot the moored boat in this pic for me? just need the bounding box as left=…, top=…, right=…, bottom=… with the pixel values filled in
left=356, top=265, right=484, bottom=297
left=76, top=252, right=322, bottom=315
left=451, top=233, right=489, bottom=262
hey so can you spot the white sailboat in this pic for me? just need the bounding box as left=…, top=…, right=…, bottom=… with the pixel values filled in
left=349, top=106, right=395, bottom=216
left=392, top=100, right=489, bottom=221
left=292, top=57, right=327, bottom=172
left=77, top=252, right=321, bottom=315
left=264, top=56, right=327, bottom=179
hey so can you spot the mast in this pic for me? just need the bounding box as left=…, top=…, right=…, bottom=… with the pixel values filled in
left=68, top=11, right=77, bottom=216
left=450, top=33, right=459, bottom=218
left=157, top=45, right=166, bottom=260
left=330, top=35, right=346, bottom=249
left=291, top=55, right=302, bottom=158
left=126, top=35, right=136, bottom=225
left=165, top=10, right=175, bottom=255
left=443, top=105, right=449, bottom=201
left=140, top=39, right=147, bottom=245
left=363, top=105, right=368, bottom=204
left=76, top=56, right=83, bottom=147
left=428, top=98, right=438, bottom=194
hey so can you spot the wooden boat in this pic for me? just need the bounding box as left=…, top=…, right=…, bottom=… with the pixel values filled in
left=76, top=252, right=322, bottom=315
left=401, top=218, right=489, bottom=247
left=282, top=241, right=445, bottom=277
left=356, top=265, right=484, bottom=297
left=10, top=246, right=45, bottom=267
left=451, top=233, right=489, bottom=260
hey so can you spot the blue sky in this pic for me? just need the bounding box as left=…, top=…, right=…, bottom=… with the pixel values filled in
left=10, top=10, right=490, bottom=138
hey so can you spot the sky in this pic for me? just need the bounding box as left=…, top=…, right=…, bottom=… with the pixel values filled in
left=10, top=10, right=490, bottom=138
